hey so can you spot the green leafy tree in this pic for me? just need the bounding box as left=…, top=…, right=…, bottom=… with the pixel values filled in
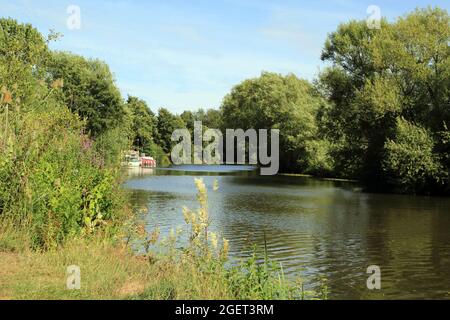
left=0, top=18, right=51, bottom=108
left=221, top=72, right=331, bottom=173
left=180, top=110, right=196, bottom=133
left=180, top=108, right=222, bottom=130
left=155, top=108, right=186, bottom=154
left=47, top=52, right=126, bottom=137
left=204, top=109, right=222, bottom=129
left=126, top=96, right=156, bottom=152
left=383, top=117, right=441, bottom=193
left=319, top=7, right=450, bottom=191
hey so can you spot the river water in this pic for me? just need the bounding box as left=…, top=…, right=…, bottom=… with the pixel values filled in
left=124, top=165, right=450, bottom=299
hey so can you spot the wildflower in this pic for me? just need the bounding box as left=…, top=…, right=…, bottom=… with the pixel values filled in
left=80, top=134, right=93, bottom=151
left=198, top=207, right=208, bottom=226
left=210, top=232, right=218, bottom=249
left=1, top=87, right=12, bottom=104
left=222, top=238, right=229, bottom=258
left=3, top=91, right=12, bottom=104
left=194, top=178, right=207, bottom=207
left=182, top=206, right=191, bottom=224
left=136, top=223, right=146, bottom=237
left=190, top=212, right=197, bottom=226
left=138, top=207, right=149, bottom=214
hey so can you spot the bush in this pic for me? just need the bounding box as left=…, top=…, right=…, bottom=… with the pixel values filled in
left=0, top=102, right=125, bottom=249
left=382, top=117, right=441, bottom=193
left=303, top=139, right=334, bottom=177
left=0, top=18, right=127, bottom=249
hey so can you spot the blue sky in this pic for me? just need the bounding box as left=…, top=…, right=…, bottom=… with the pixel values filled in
left=2, top=0, right=449, bottom=113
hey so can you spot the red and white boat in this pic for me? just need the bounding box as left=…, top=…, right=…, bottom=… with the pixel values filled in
left=140, top=156, right=157, bottom=168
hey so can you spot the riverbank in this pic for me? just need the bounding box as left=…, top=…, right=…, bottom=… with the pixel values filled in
left=0, top=234, right=241, bottom=300
left=0, top=179, right=321, bottom=300
left=0, top=226, right=300, bottom=300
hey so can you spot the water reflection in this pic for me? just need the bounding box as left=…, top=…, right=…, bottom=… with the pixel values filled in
left=124, top=165, right=450, bottom=299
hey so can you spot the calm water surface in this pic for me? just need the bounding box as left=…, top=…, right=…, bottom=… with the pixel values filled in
left=124, top=165, right=450, bottom=299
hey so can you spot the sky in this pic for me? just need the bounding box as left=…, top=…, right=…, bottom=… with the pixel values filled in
left=2, top=0, right=449, bottom=113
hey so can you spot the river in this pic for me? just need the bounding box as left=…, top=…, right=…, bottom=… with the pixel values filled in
left=123, top=165, right=450, bottom=299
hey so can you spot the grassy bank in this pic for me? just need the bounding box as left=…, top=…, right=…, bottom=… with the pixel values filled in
left=0, top=235, right=319, bottom=300
left=0, top=233, right=237, bottom=300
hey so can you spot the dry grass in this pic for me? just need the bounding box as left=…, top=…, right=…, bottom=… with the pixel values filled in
left=0, top=234, right=235, bottom=300
left=0, top=236, right=153, bottom=300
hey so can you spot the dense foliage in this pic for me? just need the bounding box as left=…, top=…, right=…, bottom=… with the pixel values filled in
left=318, top=7, right=450, bottom=193
left=155, top=107, right=187, bottom=154
left=0, top=19, right=126, bottom=249
left=47, top=52, right=126, bottom=137
left=220, top=72, right=332, bottom=175
left=217, top=7, right=450, bottom=194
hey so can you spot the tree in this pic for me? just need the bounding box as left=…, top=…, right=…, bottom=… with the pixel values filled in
left=47, top=52, right=126, bottom=137
left=180, top=110, right=196, bottom=133
left=0, top=18, right=50, bottom=107
left=319, top=7, right=450, bottom=191
left=155, top=108, right=186, bottom=154
left=204, top=109, right=222, bottom=129
left=221, top=72, right=331, bottom=173
left=126, top=96, right=156, bottom=152
left=180, top=108, right=222, bottom=130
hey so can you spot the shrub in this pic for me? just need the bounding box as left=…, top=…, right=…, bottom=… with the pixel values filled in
left=0, top=102, right=125, bottom=249
left=382, top=117, right=441, bottom=193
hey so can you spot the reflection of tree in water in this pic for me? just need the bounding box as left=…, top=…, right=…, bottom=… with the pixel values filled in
left=361, top=194, right=450, bottom=299
left=127, top=189, right=153, bottom=210
left=127, top=189, right=179, bottom=211
left=309, top=192, right=450, bottom=299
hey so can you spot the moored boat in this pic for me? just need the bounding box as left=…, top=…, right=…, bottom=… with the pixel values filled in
left=122, top=150, right=157, bottom=168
